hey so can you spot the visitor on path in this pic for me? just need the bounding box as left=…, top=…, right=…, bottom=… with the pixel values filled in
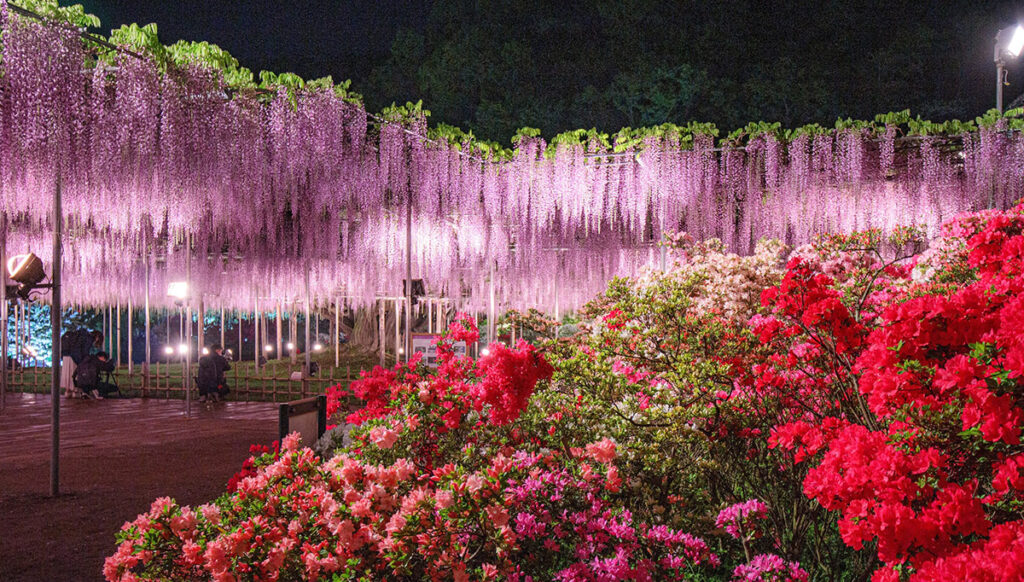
left=60, top=329, right=102, bottom=398
left=73, top=351, right=117, bottom=399
left=197, top=343, right=231, bottom=402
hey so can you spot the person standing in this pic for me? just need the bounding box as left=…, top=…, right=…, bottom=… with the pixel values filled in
left=60, top=329, right=102, bottom=398
left=197, top=343, right=231, bottom=402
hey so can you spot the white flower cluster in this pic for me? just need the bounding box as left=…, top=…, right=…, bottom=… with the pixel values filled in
left=641, top=235, right=788, bottom=321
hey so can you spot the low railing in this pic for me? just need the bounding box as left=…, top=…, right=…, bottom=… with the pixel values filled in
left=1, top=361, right=362, bottom=403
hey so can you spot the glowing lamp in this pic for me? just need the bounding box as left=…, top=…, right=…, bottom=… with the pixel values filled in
left=167, top=281, right=188, bottom=301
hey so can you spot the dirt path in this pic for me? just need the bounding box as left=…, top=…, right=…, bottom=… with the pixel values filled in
left=0, top=393, right=279, bottom=581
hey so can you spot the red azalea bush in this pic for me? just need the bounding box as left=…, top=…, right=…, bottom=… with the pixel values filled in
left=766, top=203, right=1024, bottom=580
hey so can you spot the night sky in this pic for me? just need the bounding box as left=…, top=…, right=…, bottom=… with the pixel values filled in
left=78, top=0, right=432, bottom=83
left=74, top=1, right=1024, bottom=140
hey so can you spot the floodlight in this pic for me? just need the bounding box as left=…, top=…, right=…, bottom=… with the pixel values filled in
left=264, top=344, right=273, bottom=352
left=7, top=254, right=45, bottom=286
left=202, top=347, right=210, bottom=355
left=481, top=347, right=491, bottom=356
left=178, top=343, right=188, bottom=354
left=313, top=343, right=323, bottom=351
left=998, top=25, right=1024, bottom=59
left=398, top=347, right=405, bottom=355
left=995, top=24, right=1024, bottom=112
left=5, top=253, right=49, bottom=300
left=164, top=346, right=175, bottom=355
left=286, top=342, right=295, bottom=350
left=167, top=281, right=188, bottom=301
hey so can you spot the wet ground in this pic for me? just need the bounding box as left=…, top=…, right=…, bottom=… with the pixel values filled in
left=0, top=392, right=279, bottom=581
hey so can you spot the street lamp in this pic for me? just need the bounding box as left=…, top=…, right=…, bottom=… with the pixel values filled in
left=995, top=24, right=1024, bottom=112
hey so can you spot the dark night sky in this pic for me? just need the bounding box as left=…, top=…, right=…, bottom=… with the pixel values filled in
left=78, top=0, right=432, bottom=83
left=72, top=1, right=1024, bottom=139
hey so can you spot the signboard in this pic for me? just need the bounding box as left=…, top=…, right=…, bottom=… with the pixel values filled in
left=411, top=333, right=467, bottom=368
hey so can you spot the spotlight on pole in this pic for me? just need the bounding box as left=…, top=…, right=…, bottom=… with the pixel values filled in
left=995, top=24, right=1024, bottom=112
left=164, top=346, right=174, bottom=355
left=6, top=253, right=50, bottom=300
left=286, top=342, right=295, bottom=350
left=201, top=347, right=210, bottom=355
left=264, top=344, right=273, bottom=352
left=313, top=343, right=323, bottom=352
left=481, top=347, right=491, bottom=357
left=178, top=343, right=188, bottom=355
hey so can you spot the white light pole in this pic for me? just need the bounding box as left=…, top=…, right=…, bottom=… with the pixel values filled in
left=995, top=24, right=1024, bottom=113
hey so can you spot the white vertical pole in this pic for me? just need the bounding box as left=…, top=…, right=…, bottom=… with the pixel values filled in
left=334, top=296, right=340, bottom=368
left=184, top=232, right=192, bottom=418
left=220, top=307, right=225, bottom=349
left=303, top=263, right=311, bottom=395
left=378, top=299, right=385, bottom=367
left=394, top=298, right=401, bottom=364
left=116, top=302, right=122, bottom=368
left=254, top=297, right=260, bottom=371
left=276, top=300, right=283, bottom=361
left=127, top=297, right=133, bottom=375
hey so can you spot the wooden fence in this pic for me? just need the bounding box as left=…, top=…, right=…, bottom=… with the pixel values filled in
left=2, top=362, right=361, bottom=403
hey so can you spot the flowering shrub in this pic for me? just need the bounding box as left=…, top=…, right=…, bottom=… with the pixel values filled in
left=767, top=203, right=1024, bottom=580
left=112, top=203, right=1024, bottom=581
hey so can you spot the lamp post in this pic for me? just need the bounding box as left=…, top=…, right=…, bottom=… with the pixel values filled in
left=995, top=24, right=1024, bottom=113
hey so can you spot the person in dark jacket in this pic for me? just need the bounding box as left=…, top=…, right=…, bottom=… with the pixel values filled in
left=197, top=344, right=231, bottom=402
left=62, top=329, right=102, bottom=364
left=73, top=351, right=116, bottom=399
left=60, top=329, right=102, bottom=397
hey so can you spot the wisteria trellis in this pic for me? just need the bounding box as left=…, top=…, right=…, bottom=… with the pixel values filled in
left=1, top=6, right=1023, bottom=313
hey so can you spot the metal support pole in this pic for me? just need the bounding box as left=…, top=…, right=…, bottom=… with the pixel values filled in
left=998, top=61, right=1005, bottom=114
left=184, top=233, right=192, bottom=418
left=127, top=297, right=133, bottom=375
left=276, top=301, right=283, bottom=361
left=404, top=189, right=413, bottom=362
left=304, top=272, right=311, bottom=397
left=288, top=304, right=296, bottom=365
left=116, top=302, right=122, bottom=367
left=50, top=169, right=63, bottom=497
left=334, top=296, right=340, bottom=368
left=254, top=297, right=260, bottom=371
left=378, top=299, right=384, bottom=367
left=220, top=307, right=225, bottom=349
left=427, top=299, right=433, bottom=334
left=394, top=298, right=401, bottom=364
left=144, top=253, right=151, bottom=387
left=197, top=296, right=205, bottom=359
left=488, top=263, right=496, bottom=345
left=1, top=212, right=7, bottom=410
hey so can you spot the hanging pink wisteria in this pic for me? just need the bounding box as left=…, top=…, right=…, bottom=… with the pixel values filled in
left=1, top=6, right=1023, bottom=315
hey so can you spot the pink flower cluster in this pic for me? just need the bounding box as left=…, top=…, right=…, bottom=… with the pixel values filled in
left=731, top=553, right=809, bottom=582
left=716, top=499, right=769, bottom=540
